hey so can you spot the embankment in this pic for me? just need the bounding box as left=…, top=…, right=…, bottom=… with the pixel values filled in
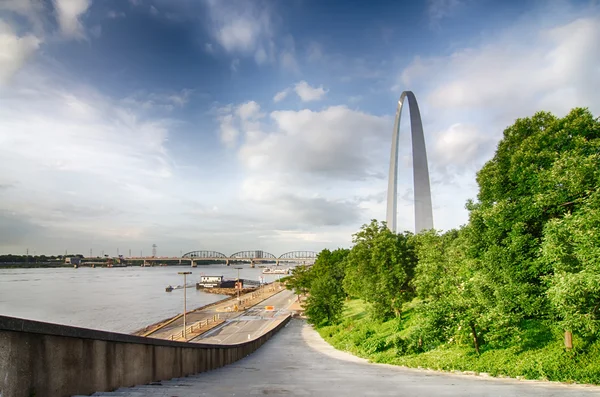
left=0, top=314, right=290, bottom=397
left=199, top=287, right=255, bottom=295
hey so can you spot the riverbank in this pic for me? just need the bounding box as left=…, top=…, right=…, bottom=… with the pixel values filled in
left=317, top=300, right=600, bottom=385
left=134, top=282, right=284, bottom=340
left=199, top=287, right=255, bottom=296
left=0, top=263, right=72, bottom=269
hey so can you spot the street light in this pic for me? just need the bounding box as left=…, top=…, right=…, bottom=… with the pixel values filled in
left=178, top=271, right=192, bottom=340
left=234, top=267, right=243, bottom=302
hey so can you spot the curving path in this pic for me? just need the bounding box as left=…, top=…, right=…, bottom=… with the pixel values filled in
left=86, top=319, right=600, bottom=396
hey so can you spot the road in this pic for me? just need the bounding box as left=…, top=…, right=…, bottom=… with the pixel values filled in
left=92, top=319, right=600, bottom=397
left=195, top=288, right=295, bottom=344
left=143, top=282, right=284, bottom=340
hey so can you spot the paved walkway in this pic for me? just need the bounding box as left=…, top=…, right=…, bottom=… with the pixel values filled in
left=87, top=320, right=600, bottom=397
left=196, top=289, right=295, bottom=344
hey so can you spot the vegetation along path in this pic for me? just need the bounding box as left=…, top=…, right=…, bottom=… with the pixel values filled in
left=286, top=108, right=600, bottom=385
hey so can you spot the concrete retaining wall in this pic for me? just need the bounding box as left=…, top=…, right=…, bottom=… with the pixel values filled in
left=0, top=315, right=290, bottom=397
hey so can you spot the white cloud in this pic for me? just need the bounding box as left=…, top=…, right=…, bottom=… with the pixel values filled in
left=149, top=5, right=158, bottom=16
left=209, top=101, right=392, bottom=246
left=0, top=69, right=183, bottom=248
left=216, top=101, right=264, bottom=147
left=205, top=43, right=214, bottom=53
left=402, top=16, right=600, bottom=117
left=294, top=81, right=327, bottom=102
left=236, top=101, right=262, bottom=120
left=212, top=103, right=395, bottom=236
left=53, top=0, right=91, bottom=39
left=273, top=88, right=290, bottom=103
left=166, top=89, right=193, bottom=107
left=204, top=0, right=271, bottom=54
left=213, top=101, right=392, bottom=232
left=238, top=105, right=389, bottom=180
left=0, top=21, right=41, bottom=85
left=219, top=18, right=261, bottom=52
left=203, top=1, right=294, bottom=71
left=0, top=0, right=46, bottom=34
left=433, top=123, right=494, bottom=168
left=218, top=114, right=240, bottom=147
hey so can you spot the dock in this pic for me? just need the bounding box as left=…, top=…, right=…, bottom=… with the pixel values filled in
left=135, top=281, right=291, bottom=343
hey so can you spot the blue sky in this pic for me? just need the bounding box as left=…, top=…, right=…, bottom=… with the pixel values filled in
left=0, top=0, right=599, bottom=256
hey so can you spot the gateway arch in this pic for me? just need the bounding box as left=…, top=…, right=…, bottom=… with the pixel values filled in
left=386, top=91, right=433, bottom=233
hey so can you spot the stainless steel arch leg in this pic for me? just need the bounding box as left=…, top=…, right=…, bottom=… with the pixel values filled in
left=386, top=91, right=434, bottom=233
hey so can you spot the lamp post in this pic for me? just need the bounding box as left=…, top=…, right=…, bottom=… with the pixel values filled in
left=234, top=267, right=243, bottom=302
left=178, top=271, right=192, bottom=339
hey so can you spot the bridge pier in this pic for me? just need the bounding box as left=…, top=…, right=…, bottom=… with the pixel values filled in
left=191, top=260, right=196, bottom=268
left=250, top=260, right=255, bottom=268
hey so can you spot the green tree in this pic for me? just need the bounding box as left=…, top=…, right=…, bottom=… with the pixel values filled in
left=411, top=228, right=490, bottom=354
left=303, top=248, right=349, bottom=326
left=344, top=220, right=417, bottom=319
left=305, top=276, right=345, bottom=326
left=542, top=190, right=600, bottom=339
left=467, top=108, right=600, bottom=332
left=285, top=265, right=313, bottom=299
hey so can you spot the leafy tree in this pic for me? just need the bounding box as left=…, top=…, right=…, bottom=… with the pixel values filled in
left=411, top=228, right=492, bottom=354
left=467, top=108, right=600, bottom=331
left=542, top=190, right=600, bottom=339
left=303, top=248, right=349, bottom=326
left=344, top=220, right=417, bottom=319
left=305, top=276, right=345, bottom=326
left=285, top=265, right=313, bottom=299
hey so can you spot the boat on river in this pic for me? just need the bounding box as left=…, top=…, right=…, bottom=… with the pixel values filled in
left=262, top=267, right=289, bottom=275
left=165, top=284, right=193, bottom=292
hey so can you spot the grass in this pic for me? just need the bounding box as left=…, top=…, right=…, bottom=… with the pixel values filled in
left=316, top=299, right=600, bottom=385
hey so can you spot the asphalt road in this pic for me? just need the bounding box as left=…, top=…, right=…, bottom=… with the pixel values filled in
left=195, top=288, right=295, bottom=344
left=93, top=319, right=600, bottom=396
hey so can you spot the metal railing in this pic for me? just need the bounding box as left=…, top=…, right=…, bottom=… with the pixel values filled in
left=170, top=314, right=222, bottom=342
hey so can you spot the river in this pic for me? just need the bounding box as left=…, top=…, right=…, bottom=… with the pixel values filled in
left=0, top=264, right=284, bottom=334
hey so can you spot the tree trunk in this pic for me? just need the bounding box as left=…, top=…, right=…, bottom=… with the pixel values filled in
left=564, top=330, right=573, bottom=350
left=470, top=323, right=480, bottom=355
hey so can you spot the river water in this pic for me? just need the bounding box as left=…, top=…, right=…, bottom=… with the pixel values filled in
left=0, top=264, right=283, bottom=334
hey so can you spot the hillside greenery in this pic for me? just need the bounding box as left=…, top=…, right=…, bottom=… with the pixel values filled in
left=286, top=108, right=600, bottom=384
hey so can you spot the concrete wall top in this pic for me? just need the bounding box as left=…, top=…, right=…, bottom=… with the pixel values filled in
left=0, top=314, right=272, bottom=349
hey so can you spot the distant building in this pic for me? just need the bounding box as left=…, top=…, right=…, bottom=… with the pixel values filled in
left=65, top=257, right=81, bottom=265
left=197, top=275, right=223, bottom=288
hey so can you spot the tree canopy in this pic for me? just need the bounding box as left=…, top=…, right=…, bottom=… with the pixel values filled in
left=289, top=107, right=600, bottom=354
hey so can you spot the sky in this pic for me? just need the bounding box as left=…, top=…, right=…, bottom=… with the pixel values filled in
left=0, top=0, right=599, bottom=257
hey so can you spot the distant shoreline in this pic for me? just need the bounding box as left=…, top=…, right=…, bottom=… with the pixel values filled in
left=0, top=263, right=74, bottom=269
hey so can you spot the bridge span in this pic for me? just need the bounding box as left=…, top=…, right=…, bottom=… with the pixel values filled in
left=81, top=250, right=318, bottom=267
left=181, top=250, right=318, bottom=266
